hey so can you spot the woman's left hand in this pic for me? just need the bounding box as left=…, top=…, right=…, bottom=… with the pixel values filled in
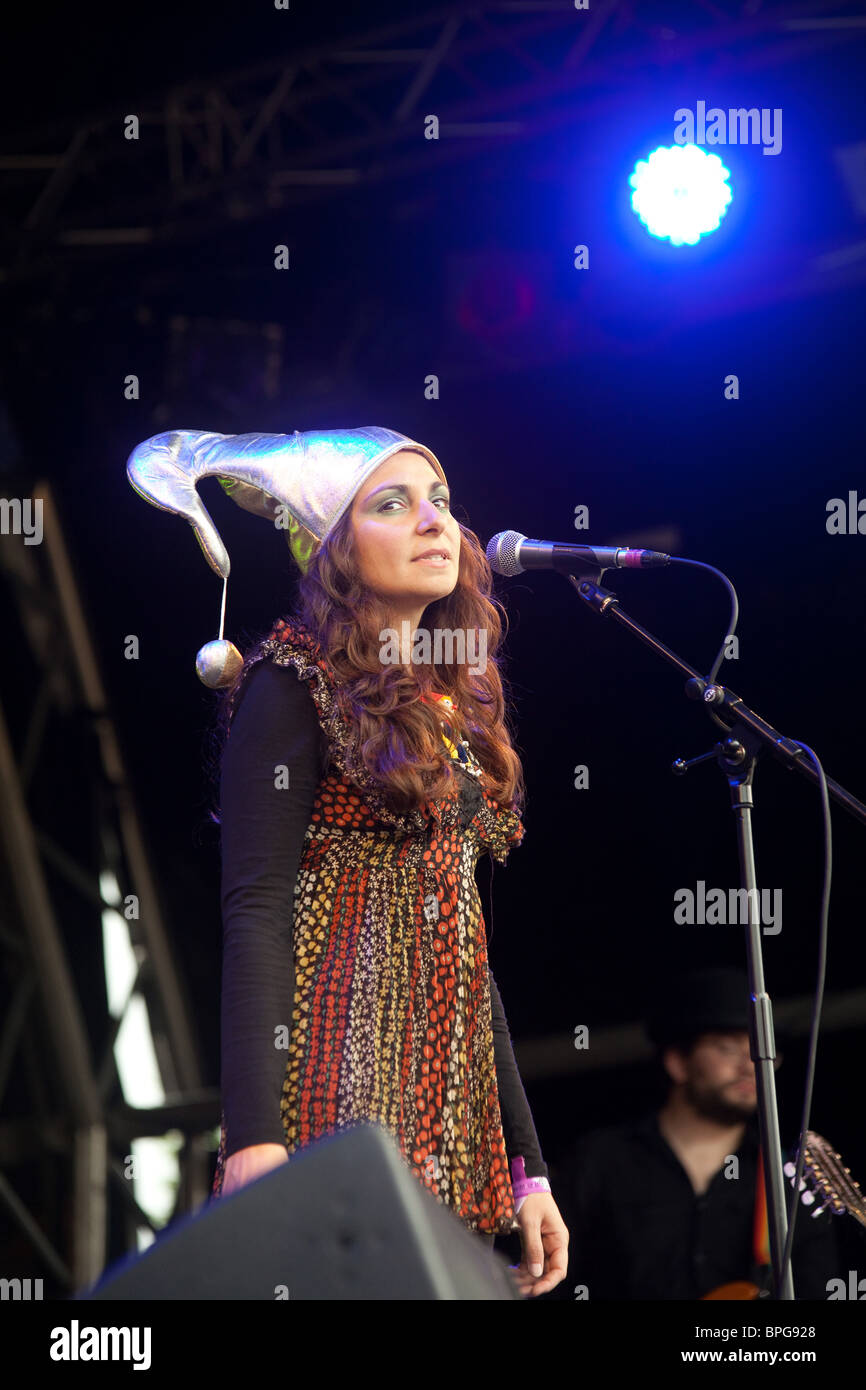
left=508, top=1193, right=569, bottom=1298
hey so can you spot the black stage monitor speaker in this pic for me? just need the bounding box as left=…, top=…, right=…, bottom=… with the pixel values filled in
left=79, top=1124, right=521, bottom=1300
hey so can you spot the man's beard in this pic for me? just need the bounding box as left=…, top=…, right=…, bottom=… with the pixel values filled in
left=684, top=1078, right=757, bottom=1125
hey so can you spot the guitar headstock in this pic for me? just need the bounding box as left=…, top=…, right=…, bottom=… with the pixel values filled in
left=784, top=1130, right=866, bottom=1231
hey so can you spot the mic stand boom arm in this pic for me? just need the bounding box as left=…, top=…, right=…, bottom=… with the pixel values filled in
left=572, top=572, right=866, bottom=822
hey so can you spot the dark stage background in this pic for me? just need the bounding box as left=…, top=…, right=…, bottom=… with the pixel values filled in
left=2, top=0, right=865, bottom=1289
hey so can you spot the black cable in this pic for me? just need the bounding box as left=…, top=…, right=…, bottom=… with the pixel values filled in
left=778, top=740, right=833, bottom=1293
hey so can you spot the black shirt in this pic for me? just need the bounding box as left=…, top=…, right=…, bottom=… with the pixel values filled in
left=219, top=658, right=548, bottom=1180
left=550, top=1112, right=840, bottom=1300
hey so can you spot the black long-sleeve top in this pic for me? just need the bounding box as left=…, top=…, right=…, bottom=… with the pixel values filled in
left=548, top=1113, right=840, bottom=1299
left=219, top=657, right=549, bottom=1181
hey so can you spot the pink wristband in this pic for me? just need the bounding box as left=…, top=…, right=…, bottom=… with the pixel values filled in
left=511, top=1155, right=551, bottom=1213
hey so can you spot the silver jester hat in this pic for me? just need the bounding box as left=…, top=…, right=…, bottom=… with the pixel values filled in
left=126, top=426, right=448, bottom=686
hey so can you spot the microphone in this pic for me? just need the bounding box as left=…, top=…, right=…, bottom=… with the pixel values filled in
left=485, top=530, right=671, bottom=578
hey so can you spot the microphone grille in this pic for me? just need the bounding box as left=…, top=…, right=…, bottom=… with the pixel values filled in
left=485, top=530, right=525, bottom=577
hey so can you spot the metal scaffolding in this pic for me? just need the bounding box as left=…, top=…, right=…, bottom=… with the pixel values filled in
left=2, top=0, right=865, bottom=281
left=0, top=481, right=215, bottom=1293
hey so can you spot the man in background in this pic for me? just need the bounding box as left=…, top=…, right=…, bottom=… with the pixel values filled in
left=550, top=969, right=840, bottom=1300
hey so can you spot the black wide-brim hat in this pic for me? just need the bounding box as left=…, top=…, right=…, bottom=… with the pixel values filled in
left=644, top=967, right=765, bottom=1050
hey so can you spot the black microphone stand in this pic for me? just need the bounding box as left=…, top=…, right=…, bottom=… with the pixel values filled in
left=567, top=567, right=866, bottom=1302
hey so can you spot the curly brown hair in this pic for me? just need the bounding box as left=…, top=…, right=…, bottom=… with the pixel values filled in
left=205, top=505, right=526, bottom=822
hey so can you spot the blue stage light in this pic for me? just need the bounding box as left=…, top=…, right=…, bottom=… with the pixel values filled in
left=629, top=144, right=733, bottom=246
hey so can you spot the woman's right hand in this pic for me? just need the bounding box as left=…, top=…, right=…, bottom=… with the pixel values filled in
left=222, top=1143, right=289, bottom=1197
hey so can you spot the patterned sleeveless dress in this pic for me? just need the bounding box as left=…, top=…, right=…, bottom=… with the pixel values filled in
left=211, top=616, right=526, bottom=1235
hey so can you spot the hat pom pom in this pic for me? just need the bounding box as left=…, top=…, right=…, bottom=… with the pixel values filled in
left=196, top=639, right=244, bottom=688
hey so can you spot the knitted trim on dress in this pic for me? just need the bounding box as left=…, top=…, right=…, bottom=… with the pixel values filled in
left=242, top=615, right=525, bottom=865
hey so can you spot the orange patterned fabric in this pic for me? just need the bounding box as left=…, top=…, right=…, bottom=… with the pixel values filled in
left=212, top=617, right=525, bottom=1234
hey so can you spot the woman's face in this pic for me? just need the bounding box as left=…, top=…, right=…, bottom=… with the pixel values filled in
left=349, top=449, right=460, bottom=624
